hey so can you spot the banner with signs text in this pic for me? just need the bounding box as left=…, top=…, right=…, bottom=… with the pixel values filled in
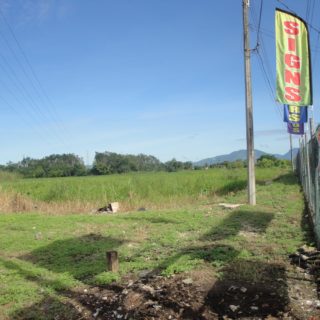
left=287, top=122, right=304, bottom=135
left=283, top=105, right=308, bottom=123
left=275, top=9, right=312, bottom=106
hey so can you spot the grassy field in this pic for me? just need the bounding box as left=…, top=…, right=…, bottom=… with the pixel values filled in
left=0, top=168, right=313, bottom=319
left=0, top=167, right=287, bottom=213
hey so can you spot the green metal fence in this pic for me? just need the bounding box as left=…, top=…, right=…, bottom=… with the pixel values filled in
left=297, top=126, right=320, bottom=247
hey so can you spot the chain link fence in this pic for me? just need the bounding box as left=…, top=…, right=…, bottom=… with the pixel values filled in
left=296, top=126, right=320, bottom=248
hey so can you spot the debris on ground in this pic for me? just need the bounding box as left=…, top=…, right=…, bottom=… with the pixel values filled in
left=218, top=203, right=243, bottom=209
left=97, top=202, right=119, bottom=213
left=61, top=263, right=320, bottom=320
left=289, top=244, right=320, bottom=294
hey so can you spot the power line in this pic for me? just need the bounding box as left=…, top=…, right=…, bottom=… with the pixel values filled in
left=0, top=50, right=66, bottom=143
left=253, top=0, right=263, bottom=50
left=277, top=0, right=320, bottom=34
left=0, top=33, right=70, bottom=145
left=250, top=0, right=284, bottom=124
left=0, top=92, right=56, bottom=146
left=306, top=0, right=311, bottom=23
left=256, top=50, right=284, bottom=122
left=0, top=10, right=72, bottom=140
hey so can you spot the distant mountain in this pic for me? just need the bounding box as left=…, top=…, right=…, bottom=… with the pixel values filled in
left=274, top=148, right=299, bottom=160
left=193, top=148, right=299, bottom=167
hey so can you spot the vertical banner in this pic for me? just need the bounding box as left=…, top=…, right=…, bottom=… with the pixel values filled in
left=283, top=105, right=308, bottom=123
left=287, top=122, right=304, bottom=135
left=275, top=9, right=312, bottom=106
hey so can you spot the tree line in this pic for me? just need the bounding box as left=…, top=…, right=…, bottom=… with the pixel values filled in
left=0, top=152, right=193, bottom=178
left=0, top=152, right=289, bottom=179
left=196, top=154, right=290, bottom=170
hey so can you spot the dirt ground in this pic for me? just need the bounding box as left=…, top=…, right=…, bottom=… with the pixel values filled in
left=43, top=257, right=320, bottom=320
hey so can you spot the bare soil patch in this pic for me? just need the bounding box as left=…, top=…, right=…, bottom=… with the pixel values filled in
left=17, top=263, right=318, bottom=320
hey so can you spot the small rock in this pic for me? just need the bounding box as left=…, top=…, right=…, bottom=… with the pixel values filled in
left=141, top=285, right=155, bottom=295
left=250, top=306, right=259, bottom=311
left=153, top=304, right=162, bottom=311
left=182, top=278, right=193, bottom=285
left=93, top=307, right=102, bottom=318
left=102, top=296, right=108, bottom=301
left=240, top=287, right=247, bottom=293
left=84, top=289, right=88, bottom=293
left=144, top=300, right=156, bottom=306
left=128, top=280, right=134, bottom=287
left=122, top=289, right=129, bottom=295
left=305, top=300, right=313, bottom=306
left=229, top=305, right=239, bottom=312
left=300, top=254, right=310, bottom=261
left=228, top=285, right=238, bottom=291
left=76, top=306, right=82, bottom=312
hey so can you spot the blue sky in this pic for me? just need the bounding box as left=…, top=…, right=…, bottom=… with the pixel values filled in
left=0, top=0, right=318, bottom=164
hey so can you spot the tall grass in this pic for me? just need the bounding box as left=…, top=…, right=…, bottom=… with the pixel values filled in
left=0, top=167, right=289, bottom=213
left=0, top=171, right=21, bottom=182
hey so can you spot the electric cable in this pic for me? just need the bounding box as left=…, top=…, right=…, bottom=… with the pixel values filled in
left=0, top=10, right=72, bottom=140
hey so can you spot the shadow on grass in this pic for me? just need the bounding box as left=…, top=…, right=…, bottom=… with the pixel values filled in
left=272, top=173, right=299, bottom=185
left=4, top=233, right=127, bottom=318
left=1, top=256, right=124, bottom=320
left=158, top=244, right=240, bottom=274
left=119, top=215, right=179, bottom=225
left=151, top=208, right=287, bottom=318
left=214, top=172, right=298, bottom=196
left=9, top=207, right=289, bottom=319
left=20, top=233, right=126, bottom=284
left=10, top=294, right=81, bottom=320
left=202, top=209, right=274, bottom=241
left=0, top=257, right=70, bottom=292
left=151, top=209, right=274, bottom=276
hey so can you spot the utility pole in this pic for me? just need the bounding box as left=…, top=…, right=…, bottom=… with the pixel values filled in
left=243, top=0, right=256, bottom=205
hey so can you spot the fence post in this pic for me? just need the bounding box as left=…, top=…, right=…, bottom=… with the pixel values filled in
left=315, top=127, right=320, bottom=248
left=305, top=133, right=312, bottom=204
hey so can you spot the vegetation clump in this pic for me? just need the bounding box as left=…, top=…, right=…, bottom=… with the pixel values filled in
left=0, top=151, right=194, bottom=178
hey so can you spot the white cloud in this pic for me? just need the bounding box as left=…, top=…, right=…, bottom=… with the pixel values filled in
left=2, top=0, right=73, bottom=27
